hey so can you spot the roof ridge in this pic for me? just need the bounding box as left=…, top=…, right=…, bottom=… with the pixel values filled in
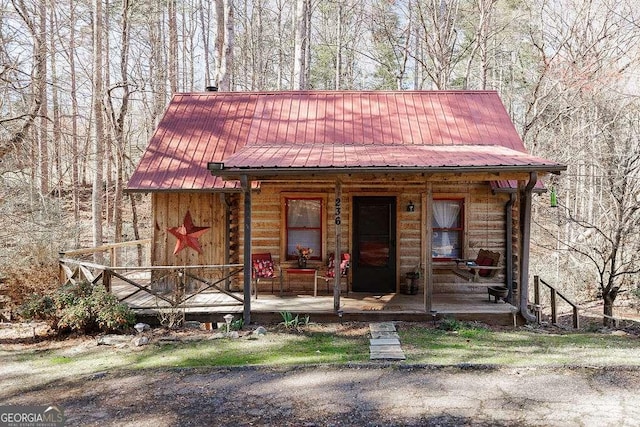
left=174, top=89, right=500, bottom=97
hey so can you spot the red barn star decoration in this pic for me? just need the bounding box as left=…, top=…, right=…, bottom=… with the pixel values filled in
left=167, top=211, right=210, bottom=255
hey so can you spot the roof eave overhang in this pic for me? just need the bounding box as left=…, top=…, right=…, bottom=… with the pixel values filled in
left=124, top=187, right=245, bottom=194
left=208, top=163, right=567, bottom=180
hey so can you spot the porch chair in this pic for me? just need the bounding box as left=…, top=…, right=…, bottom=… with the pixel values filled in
left=314, top=253, right=350, bottom=297
left=453, top=249, right=501, bottom=283
left=251, top=253, right=281, bottom=299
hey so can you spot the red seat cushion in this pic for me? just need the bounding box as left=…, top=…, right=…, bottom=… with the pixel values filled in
left=326, top=254, right=349, bottom=278
left=252, top=259, right=274, bottom=278
left=476, top=257, right=494, bottom=277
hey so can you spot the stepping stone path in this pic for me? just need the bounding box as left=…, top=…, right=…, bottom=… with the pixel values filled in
left=369, top=322, right=406, bottom=360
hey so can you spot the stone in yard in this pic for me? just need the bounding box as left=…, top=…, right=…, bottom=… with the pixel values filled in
left=252, top=326, right=267, bottom=336
left=133, top=336, right=150, bottom=346
left=185, top=321, right=202, bottom=329
left=134, top=323, right=150, bottom=333
left=369, top=322, right=396, bottom=332
left=97, top=334, right=132, bottom=347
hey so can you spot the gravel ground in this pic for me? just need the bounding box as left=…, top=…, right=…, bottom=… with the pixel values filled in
left=5, top=363, right=640, bottom=426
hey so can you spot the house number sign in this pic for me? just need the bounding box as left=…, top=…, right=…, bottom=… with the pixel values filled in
left=335, top=198, right=342, bottom=225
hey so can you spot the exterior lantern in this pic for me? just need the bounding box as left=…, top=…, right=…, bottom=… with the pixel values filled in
left=407, top=201, right=415, bottom=212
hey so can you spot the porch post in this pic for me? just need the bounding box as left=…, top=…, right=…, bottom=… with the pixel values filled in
left=222, top=194, right=231, bottom=291
left=333, top=179, right=342, bottom=311
left=424, top=183, right=433, bottom=312
left=241, top=175, right=252, bottom=324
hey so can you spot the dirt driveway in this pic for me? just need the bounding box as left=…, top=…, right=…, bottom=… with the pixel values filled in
left=5, top=362, right=640, bottom=426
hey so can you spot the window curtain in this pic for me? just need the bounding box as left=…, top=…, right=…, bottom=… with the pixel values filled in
left=287, top=199, right=321, bottom=257
left=432, top=201, right=460, bottom=254
left=287, top=200, right=321, bottom=227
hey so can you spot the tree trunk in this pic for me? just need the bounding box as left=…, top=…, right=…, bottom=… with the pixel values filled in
left=92, top=0, right=105, bottom=259
left=168, top=0, right=178, bottom=94
left=69, top=0, right=80, bottom=242
left=293, top=0, right=307, bottom=89
left=214, top=0, right=233, bottom=90
left=49, top=4, right=62, bottom=198
left=198, top=0, right=212, bottom=86
left=104, top=0, right=113, bottom=229
left=603, top=294, right=615, bottom=327
left=37, top=3, right=48, bottom=195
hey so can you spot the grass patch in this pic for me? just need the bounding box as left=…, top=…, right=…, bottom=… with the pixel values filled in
left=49, top=356, right=73, bottom=365
left=398, top=323, right=640, bottom=366
left=3, top=321, right=640, bottom=400
left=132, top=330, right=369, bottom=369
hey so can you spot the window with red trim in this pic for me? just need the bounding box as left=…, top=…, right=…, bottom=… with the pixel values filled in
left=285, top=198, right=322, bottom=260
left=432, top=199, right=464, bottom=260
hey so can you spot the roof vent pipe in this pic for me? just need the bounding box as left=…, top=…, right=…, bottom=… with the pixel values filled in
left=206, top=86, right=218, bottom=92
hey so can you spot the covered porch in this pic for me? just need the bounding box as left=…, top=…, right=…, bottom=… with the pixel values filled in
left=58, top=242, right=517, bottom=326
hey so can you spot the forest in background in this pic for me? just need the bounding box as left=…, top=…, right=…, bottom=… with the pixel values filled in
left=1, top=0, right=639, bottom=319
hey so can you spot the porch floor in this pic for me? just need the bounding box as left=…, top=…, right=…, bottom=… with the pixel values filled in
left=112, top=277, right=517, bottom=325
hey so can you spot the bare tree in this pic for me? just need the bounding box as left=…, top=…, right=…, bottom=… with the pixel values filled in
left=415, top=0, right=461, bottom=89
left=292, top=0, right=309, bottom=89
left=91, top=0, right=105, bottom=254
left=537, top=99, right=640, bottom=325
left=104, top=0, right=132, bottom=243
left=168, top=0, right=178, bottom=94
left=2, top=0, right=44, bottom=163
left=198, top=0, right=214, bottom=87
left=215, top=0, right=234, bottom=90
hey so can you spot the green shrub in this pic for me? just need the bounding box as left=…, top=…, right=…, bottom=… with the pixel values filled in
left=18, top=294, right=55, bottom=322
left=18, top=281, right=135, bottom=334
left=230, top=317, right=244, bottom=331
left=279, top=311, right=310, bottom=330
left=438, top=316, right=464, bottom=331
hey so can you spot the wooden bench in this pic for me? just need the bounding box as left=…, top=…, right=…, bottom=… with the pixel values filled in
left=453, top=249, right=502, bottom=283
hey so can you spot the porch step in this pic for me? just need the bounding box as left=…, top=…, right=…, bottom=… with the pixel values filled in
left=369, top=322, right=405, bottom=360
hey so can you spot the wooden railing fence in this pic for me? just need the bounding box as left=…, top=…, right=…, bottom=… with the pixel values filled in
left=533, top=275, right=579, bottom=329
left=58, top=239, right=244, bottom=309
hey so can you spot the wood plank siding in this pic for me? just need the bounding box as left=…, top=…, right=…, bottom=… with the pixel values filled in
left=149, top=178, right=520, bottom=299
left=152, top=192, right=228, bottom=267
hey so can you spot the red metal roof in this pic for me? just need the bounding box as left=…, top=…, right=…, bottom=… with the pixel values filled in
left=219, top=144, right=562, bottom=171
left=491, top=180, right=547, bottom=193
left=128, top=91, right=563, bottom=191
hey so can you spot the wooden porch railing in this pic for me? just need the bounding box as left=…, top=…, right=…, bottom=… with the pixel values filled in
left=59, top=238, right=152, bottom=268
left=58, top=240, right=244, bottom=310
left=533, top=275, right=579, bottom=329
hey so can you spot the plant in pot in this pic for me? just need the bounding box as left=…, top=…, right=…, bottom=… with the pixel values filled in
left=295, top=245, right=313, bottom=268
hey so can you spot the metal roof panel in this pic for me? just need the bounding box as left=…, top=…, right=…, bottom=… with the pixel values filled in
left=128, top=90, right=559, bottom=192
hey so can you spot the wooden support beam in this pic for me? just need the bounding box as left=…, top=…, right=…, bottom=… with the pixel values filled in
left=334, top=180, right=342, bottom=312
left=241, top=175, right=252, bottom=324
left=424, top=183, right=433, bottom=313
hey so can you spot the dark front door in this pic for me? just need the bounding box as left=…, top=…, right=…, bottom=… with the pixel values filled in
left=352, top=196, right=396, bottom=293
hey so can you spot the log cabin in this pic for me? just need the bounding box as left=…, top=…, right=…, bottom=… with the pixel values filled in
left=126, top=90, right=565, bottom=324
